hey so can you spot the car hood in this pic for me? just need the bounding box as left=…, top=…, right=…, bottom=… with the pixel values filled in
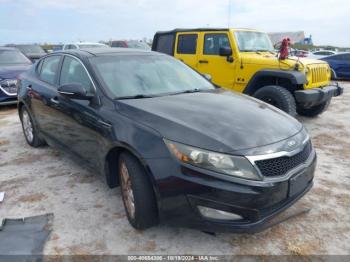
left=0, top=64, right=32, bottom=80
left=116, top=90, right=303, bottom=153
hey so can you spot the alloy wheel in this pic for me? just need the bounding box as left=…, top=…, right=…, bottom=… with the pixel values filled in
left=22, top=110, right=34, bottom=143
left=120, top=161, right=135, bottom=219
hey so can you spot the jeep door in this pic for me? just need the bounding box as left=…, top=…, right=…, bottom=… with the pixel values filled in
left=174, top=33, right=199, bottom=69
left=196, top=32, right=236, bottom=89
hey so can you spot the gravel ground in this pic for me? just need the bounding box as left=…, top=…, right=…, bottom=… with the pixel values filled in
left=0, top=82, right=349, bottom=255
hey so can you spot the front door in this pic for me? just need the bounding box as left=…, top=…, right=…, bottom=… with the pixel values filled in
left=46, top=55, right=110, bottom=170
left=196, top=32, right=236, bottom=89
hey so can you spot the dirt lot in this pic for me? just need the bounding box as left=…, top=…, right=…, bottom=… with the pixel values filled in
left=0, top=83, right=349, bottom=255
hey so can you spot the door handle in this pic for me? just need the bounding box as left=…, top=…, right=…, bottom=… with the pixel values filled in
left=26, top=85, right=32, bottom=90
left=199, top=60, right=208, bottom=64
left=50, top=97, right=59, bottom=104
left=97, top=119, right=112, bottom=128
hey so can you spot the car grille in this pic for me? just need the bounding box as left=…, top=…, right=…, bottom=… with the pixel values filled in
left=0, top=79, right=18, bottom=95
left=255, top=141, right=313, bottom=177
left=310, top=66, right=328, bottom=83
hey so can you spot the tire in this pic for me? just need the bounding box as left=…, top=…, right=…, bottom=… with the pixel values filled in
left=253, top=85, right=297, bottom=117
left=297, top=99, right=331, bottom=117
left=331, top=69, right=337, bottom=80
left=19, top=106, right=45, bottom=147
left=119, top=152, right=158, bottom=230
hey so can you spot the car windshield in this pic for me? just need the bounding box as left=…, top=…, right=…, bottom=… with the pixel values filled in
left=127, top=41, right=151, bottom=50
left=90, top=54, right=214, bottom=98
left=78, top=44, right=106, bottom=49
left=16, top=45, right=46, bottom=54
left=0, top=50, right=31, bottom=64
left=235, top=31, right=274, bottom=52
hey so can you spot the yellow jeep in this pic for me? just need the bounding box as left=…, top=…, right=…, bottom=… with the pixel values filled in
left=152, top=28, right=343, bottom=117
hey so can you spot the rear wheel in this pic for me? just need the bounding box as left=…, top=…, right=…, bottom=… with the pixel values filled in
left=253, top=85, right=297, bottom=117
left=119, top=152, right=158, bottom=230
left=297, top=99, right=331, bottom=117
left=19, top=106, right=45, bottom=147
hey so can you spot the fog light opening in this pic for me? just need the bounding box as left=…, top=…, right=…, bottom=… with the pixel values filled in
left=197, top=206, right=243, bottom=221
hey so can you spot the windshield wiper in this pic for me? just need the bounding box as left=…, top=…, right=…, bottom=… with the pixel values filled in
left=170, top=88, right=204, bottom=95
left=115, top=94, right=154, bottom=100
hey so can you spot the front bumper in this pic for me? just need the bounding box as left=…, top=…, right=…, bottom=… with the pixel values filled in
left=147, top=152, right=316, bottom=233
left=294, top=83, right=344, bottom=108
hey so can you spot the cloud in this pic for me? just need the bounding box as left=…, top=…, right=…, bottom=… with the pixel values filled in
left=0, top=0, right=349, bottom=46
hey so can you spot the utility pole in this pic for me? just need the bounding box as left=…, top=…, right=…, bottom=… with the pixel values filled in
left=228, top=0, right=232, bottom=28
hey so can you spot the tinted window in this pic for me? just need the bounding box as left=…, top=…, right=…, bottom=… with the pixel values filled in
left=328, top=54, right=349, bottom=61
left=0, top=50, right=31, bottom=64
left=155, top=34, right=174, bottom=55
left=16, top=45, right=46, bottom=54
left=60, top=56, right=93, bottom=92
left=39, top=56, right=61, bottom=84
left=111, top=41, right=126, bottom=48
left=177, top=34, right=197, bottom=54
left=204, top=34, right=231, bottom=55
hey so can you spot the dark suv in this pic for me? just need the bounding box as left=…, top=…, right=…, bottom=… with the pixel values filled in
left=17, top=48, right=315, bottom=233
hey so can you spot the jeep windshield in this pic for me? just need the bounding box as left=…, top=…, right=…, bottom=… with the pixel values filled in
left=90, top=54, right=214, bottom=99
left=235, top=31, right=274, bottom=52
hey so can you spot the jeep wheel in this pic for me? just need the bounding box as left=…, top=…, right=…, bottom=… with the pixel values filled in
left=253, top=85, right=297, bottom=116
left=297, top=99, right=331, bottom=117
left=119, top=152, right=158, bottom=230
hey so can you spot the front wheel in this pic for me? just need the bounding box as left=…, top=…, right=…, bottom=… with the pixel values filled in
left=253, top=85, right=297, bottom=117
left=119, top=152, right=158, bottom=230
left=297, top=99, right=331, bottom=117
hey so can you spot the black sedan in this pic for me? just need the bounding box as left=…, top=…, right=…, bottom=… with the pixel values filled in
left=17, top=48, right=316, bottom=233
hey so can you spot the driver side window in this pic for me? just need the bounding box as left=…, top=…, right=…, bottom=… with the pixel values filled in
left=203, top=34, right=231, bottom=55
left=60, top=56, right=93, bottom=93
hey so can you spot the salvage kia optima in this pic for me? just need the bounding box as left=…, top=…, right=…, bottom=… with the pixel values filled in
left=17, top=48, right=316, bottom=232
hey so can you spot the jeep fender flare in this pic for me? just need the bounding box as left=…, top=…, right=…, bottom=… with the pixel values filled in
left=243, top=69, right=307, bottom=95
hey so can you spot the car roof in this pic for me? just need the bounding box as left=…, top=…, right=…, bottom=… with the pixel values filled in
left=54, top=47, right=155, bottom=59
left=65, top=42, right=107, bottom=46
left=0, top=46, right=19, bottom=51
left=155, top=28, right=258, bottom=34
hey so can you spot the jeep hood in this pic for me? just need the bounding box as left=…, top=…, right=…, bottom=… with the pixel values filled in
left=117, top=90, right=303, bottom=153
left=241, top=52, right=329, bottom=69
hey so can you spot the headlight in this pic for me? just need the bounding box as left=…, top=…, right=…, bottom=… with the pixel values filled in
left=0, top=79, right=18, bottom=87
left=164, top=139, right=261, bottom=180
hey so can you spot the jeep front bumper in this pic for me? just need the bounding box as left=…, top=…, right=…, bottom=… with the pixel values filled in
left=294, top=83, right=344, bottom=108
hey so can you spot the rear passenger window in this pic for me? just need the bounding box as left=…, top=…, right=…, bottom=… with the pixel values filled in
left=39, top=56, right=61, bottom=85
left=177, top=34, right=197, bottom=54
left=204, top=34, right=230, bottom=55
left=155, top=34, right=175, bottom=55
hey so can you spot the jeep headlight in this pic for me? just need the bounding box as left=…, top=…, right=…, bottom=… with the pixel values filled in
left=164, top=139, right=261, bottom=180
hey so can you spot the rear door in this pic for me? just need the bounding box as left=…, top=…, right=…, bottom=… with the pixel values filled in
left=174, top=33, right=199, bottom=69
left=196, top=32, right=236, bottom=89
left=28, top=54, right=63, bottom=134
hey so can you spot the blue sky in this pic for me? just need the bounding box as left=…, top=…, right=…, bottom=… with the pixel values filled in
left=1, top=0, right=349, bottom=47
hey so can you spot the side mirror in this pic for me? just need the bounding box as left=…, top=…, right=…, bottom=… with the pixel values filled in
left=219, top=47, right=232, bottom=57
left=219, top=47, right=234, bottom=63
left=58, top=83, right=93, bottom=100
left=202, top=74, right=212, bottom=82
